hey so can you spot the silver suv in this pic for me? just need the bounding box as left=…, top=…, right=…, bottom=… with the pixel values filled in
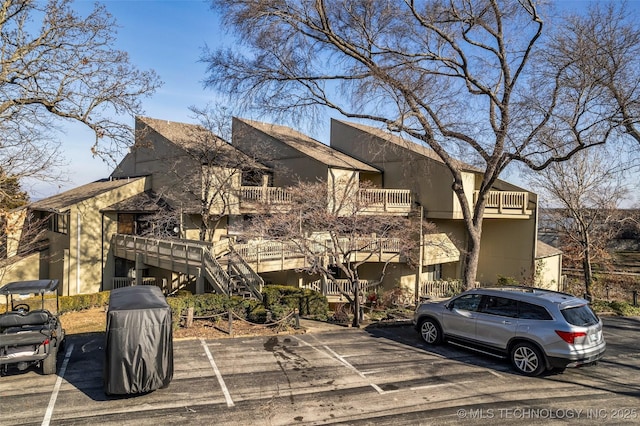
left=413, top=286, right=606, bottom=376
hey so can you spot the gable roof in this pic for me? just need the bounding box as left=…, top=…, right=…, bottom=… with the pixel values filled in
left=137, top=116, right=270, bottom=171
left=536, top=240, right=563, bottom=259
left=235, top=118, right=380, bottom=173
left=30, top=178, right=144, bottom=212
left=332, top=119, right=478, bottom=172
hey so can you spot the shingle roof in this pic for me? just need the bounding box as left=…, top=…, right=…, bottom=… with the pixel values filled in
left=536, top=240, right=563, bottom=259
left=236, top=118, right=380, bottom=172
left=333, top=119, right=479, bottom=172
left=30, top=178, right=144, bottom=212
left=101, top=191, right=171, bottom=213
left=137, top=116, right=270, bottom=170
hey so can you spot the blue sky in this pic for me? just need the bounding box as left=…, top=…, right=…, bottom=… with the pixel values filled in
left=29, top=0, right=639, bottom=207
left=31, top=0, right=225, bottom=198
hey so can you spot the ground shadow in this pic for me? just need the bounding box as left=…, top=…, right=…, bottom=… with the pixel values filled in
left=363, top=318, right=640, bottom=398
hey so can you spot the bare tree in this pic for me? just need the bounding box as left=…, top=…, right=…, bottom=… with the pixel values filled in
left=0, top=0, right=161, bottom=206
left=531, top=147, right=631, bottom=296
left=244, top=179, right=428, bottom=327
left=152, top=105, right=271, bottom=241
left=203, top=1, right=639, bottom=289
left=554, top=4, right=640, bottom=146
left=0, top=168, right=29, bottom=210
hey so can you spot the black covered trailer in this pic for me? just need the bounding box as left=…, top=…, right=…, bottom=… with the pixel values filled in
left=103, top=285, right=173, bottom=395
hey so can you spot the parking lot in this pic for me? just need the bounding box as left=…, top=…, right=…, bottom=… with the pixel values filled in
left=1, top=317, right=639, bottom=425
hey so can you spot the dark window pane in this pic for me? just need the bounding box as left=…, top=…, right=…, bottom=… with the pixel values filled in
left=561, top=305, right=599, bottom=326
left=518, top=302, right=552, bottom=320
left=451, top=294, right=482, bottom=312
left=480, top=296, right=518, bottom=317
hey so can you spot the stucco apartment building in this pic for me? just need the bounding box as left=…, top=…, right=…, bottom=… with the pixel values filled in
left=0, top=116, right=562, bottom=298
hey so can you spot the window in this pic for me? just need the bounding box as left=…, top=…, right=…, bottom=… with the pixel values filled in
left=49, top=211, right=68, bottom=234
left=450, top=294, right=482, bottom=311
left=518, top=302, right=552, bottom=320
left=480, top=296, right=518, bottom=318
left=561, top=305, right=599, bottom=326
left=118, top=214, right=135, bottom=235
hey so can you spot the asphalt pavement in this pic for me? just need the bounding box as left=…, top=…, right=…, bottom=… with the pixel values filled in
left=1, top=317, right=639, bottom=425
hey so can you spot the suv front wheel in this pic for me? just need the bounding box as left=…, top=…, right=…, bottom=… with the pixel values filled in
left=419, top=318, right=442, bottom=345
left=510, top=342, right=545, bottom=376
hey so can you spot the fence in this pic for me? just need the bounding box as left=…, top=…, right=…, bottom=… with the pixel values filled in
left=112, top=277, right=157, bottom=290
left=303, top=279, right=378, bottom=297
left=419, top=280, right=466, bottom=299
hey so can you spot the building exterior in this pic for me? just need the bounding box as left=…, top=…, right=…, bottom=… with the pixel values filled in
left=0, top=116, right=562, bottom=299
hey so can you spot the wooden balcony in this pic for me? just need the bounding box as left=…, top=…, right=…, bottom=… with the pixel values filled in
left=233, top=237, right=405, bottom=273
left=302, top=279, right=381, bottom=303
left=239, top=186, right=412, bottom=215
left=358, top=189, right=412, bottom=215
left=473, top=190, right=532, bottom=218
left=240, top=186, right=292, bottom=205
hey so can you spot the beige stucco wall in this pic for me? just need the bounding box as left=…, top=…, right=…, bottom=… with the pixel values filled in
left=327, top=168, right=360, bottom=215
left=2, top=209, right=27, bottom=258
left=330, top=120, right=459, bottom=219
left=331, top=120, right=540, bottom=286
left=208, top=166, right=242, bottom=215
left=475, top=218, right=536, bottom=285
left=0, top=252, right=42, bottom=284
left=232, top=118, right=328, bottom=186
left=535, top=254, right=562, bottom=291
left=56, top=178, right=148, bottom=296
left=111, top=120, right=199, bottom=207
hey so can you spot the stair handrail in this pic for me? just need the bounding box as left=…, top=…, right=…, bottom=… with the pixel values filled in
left=227, top=249, right=264, bottom=301
left=202, top=247, right=231, bottom=295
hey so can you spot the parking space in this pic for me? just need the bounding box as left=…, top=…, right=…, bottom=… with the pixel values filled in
left=1, top=317, right=639, bottom=425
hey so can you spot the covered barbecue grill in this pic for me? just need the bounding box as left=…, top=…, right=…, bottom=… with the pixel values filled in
left=103, top=285, right=173, bottom=395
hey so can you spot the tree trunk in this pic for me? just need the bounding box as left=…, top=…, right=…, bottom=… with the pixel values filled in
left=462, top=225, right=482, bottom=290
left=352, top=279, right=360, bottom=328
left=583, top=244, right=594, bottom=297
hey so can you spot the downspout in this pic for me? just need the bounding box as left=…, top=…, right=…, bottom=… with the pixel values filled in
left=415, top=204, right=424, bottom=304
left=531, top=193, right=539, bottom=285
left=76, top=212, right=81, bottom=295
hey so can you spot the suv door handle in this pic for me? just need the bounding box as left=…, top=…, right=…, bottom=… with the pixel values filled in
left=502, top=320, right=512, bottom=324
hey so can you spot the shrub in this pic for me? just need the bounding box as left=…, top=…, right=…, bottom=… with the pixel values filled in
left=591, top=300, right=640, bottom=316
left=59, top=291, right=110, bottom=314
left=496, top=276, right=520, bottom=286
left=263, top=285, right=329, bottom=319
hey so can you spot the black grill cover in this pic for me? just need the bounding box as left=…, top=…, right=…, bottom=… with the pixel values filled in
left=103, top=286, right=173, bottom=395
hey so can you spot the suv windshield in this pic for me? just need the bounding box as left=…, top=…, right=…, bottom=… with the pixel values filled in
left=561, top=305, right=599, bottom=327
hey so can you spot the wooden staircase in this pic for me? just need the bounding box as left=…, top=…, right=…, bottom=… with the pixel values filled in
left=111, top=234, right=263, bottom=301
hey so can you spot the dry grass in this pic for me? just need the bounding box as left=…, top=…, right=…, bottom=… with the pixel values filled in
left=59, top=307, right=299, bottom=340
left=60, top=307, right=106, bottom=334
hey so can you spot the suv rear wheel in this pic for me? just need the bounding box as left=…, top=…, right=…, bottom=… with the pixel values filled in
left=510, top=342, right=545, bottom=376
left=419, top=318, right=442, bottom=345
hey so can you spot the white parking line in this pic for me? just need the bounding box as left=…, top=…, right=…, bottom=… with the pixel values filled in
left=42, top=343, right=74, bottom=426
left=291, top=335, right=384, bottom=394
left=200, top=338, right=235, bottom=407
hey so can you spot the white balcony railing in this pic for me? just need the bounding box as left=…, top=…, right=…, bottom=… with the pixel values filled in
left=358, top=188, right=412, bottom=214
left=239, top=186, right=412, bottom=214
left=303, top=279, right=378, bottom=297
left=234, top=237, right=404, bottom=265
left=240, top=186, right=292, bottom=205
left=473, top=190, right=530, bottom=214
